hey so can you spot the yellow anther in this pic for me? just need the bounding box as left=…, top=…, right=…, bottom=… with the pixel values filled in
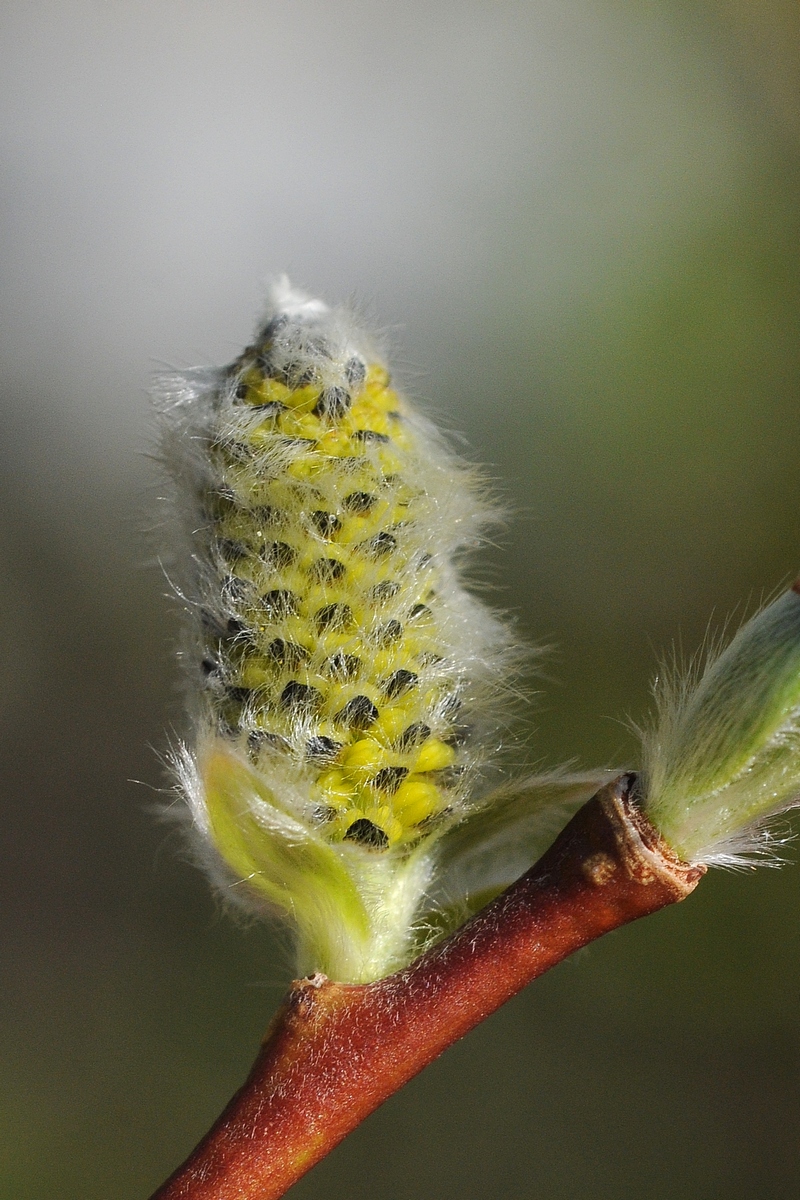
left=283, top=384, right=321, bottom=411
left=393, top=778, right=441, bottom=825
left=353, top=411, right=391, bottom=437
left=378, top=448, right=403, bottom=474
left=243, top=426, right=271, bottom=451
left=278, top=411, right=320, bottom=439
left=246, top=377, right=291, bottom=406
left=317, top=429, right=353, bottom=456
left=339, top=739, right=385, bottom=772
left=413, top=739, right=455, bottom=773
left=287, top=457, right=316, bottom=480
left=316, top=770, right=352, bottom=804
left=241, top=365, right=265, bottom=388
left=238, top=661, right=273, bottom=690
left=361, top=390, right=393, bottom=414
left=362, top=806, right=404, bottom=844
left=366, top=364, right=390, bottom=390
left=372, top=706, right=415, bottom=743
left=323, top=683, right=359, bottom=715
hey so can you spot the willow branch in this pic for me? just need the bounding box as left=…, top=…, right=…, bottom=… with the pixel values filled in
left=150, top=774, right=704, bottom=1200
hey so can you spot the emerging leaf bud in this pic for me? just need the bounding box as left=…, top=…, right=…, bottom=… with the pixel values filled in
left=640, top=584, right=800, bottom=865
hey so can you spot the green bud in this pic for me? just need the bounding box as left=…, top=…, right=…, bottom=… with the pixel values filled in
left=641, top=584, right=800, bottom=864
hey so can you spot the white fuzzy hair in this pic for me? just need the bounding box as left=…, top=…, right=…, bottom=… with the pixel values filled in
left=639, top=587, right=800, bottom=867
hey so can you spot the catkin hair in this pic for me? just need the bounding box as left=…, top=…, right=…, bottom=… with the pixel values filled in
left=156, top=279, right=520, bottom=859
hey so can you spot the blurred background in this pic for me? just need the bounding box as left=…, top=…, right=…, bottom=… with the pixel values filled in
left=2, top=2, right=800, bottom=1197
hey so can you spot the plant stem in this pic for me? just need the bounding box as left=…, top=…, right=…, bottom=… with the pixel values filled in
left=149, top=774, right=704, bottom=1200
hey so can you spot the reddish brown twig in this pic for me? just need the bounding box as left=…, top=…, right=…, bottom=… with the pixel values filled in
left=150, top=774, right=704, bottom=1200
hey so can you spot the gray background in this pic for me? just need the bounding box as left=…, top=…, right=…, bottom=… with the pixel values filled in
left=2, top=2, right=800, bottom=1196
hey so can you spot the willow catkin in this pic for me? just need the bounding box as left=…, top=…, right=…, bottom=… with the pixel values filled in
left=156, top=280, right=522, bottom=978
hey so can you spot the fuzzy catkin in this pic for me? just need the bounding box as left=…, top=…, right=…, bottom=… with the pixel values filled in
left=158, top=281, right=516, bottom=861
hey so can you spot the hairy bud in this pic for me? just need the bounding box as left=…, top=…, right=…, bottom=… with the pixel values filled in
left=640, top=584, right=800, bottom=866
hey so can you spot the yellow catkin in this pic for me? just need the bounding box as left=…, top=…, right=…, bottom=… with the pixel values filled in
left=197, top=309, right=470, bottom=851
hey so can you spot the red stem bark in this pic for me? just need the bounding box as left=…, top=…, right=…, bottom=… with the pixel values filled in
left=150, top=774, right=704, bottom=1200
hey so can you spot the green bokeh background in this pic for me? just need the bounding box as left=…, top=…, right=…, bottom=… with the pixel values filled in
left=2, top=3, right=800, bottom=1197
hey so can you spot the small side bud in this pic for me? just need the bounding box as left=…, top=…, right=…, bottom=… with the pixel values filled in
left=640, top=585, right=800, bottom=865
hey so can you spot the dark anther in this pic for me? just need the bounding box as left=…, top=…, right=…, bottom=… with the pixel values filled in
left=352, top=429, right=390, bottom=444
left=310, top=511, right=342, bottom=539
left=435, top=765, right=465, bottom=788
left=345, top=357, right=367, bottom=387
left=335, top=695, right=379, bottom=731
left=388, top=410, right=402, bottom=420
left=309, top=557, right=346, bottom=583
left=344, top=491, right=376, bottom=514
left=323, top=653, right=361, bottom=681
left=305, top=335, right=334, bottom=360
left=306, top=736, right=342, bottom=763
left=248, top=730, right=289, bottom=754
left=203, top=489, right=236, bottom=520
left=235, top=381, right=249, bottom=400
left=384, top=669, right=417, bottom=699
left=295, top=365, right=322, bottom=387
left=257, top=352, right=279, bottom=378
left=363, top=531, right=397, bottom=559
left=261, top=313, right=289, bottom=340
left=252, top=505, right=281, bottom=527
left=439, top=690, right=462, bottom=718
left=261, top=589, right=300, bottom=618
left=375, top=620, right=403, bottom=646
left=226, top=685, right=254, bottom=704
left=221, top=575, right=254, bottom=605
left=416, top=806, right=451, bottom=832
left=280, top=681, right=323, bottom=714
left=444, top=729, right=469, bottom=748
left=250, top=401, right=286, bottom=417
left=398, top=722, right=431, bottom=750
left=372, top=766, right=408, bottom=794
left=216, top=538, right=248, bottom=563
left=201, top=658, right=218, bottom=677
left=369, top=580, right=400, bottom=603
left=266, top=638, right=309, bottom=669
left=313, top=387, right=351, bottom=419
left=408, top=603, right=431, bottom=620
left=314, top=603, right=355, bottom=632
left=277, top=436, right=316, bottom=450
left=313, top=804, right=339, bottom=824
left=261, top=541, right=298, bottom=570
left=417, top=553, right=433, bottom=568
left=344, top=818, right=389, bottom=850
